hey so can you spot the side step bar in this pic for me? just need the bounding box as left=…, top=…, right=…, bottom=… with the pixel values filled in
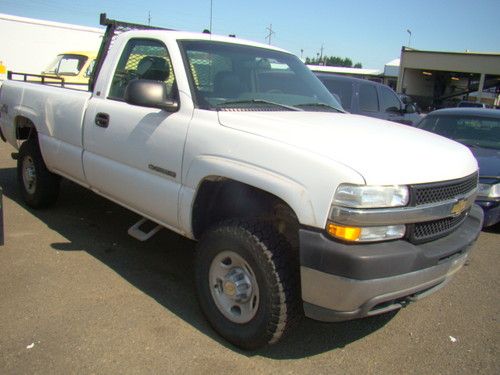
left=128, top=218, right=162, bottom=241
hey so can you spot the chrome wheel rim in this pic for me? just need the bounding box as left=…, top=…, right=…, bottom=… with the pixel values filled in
left=209, top=251, right=260, bottom=324
left=22, top=156, right=37, bottom=194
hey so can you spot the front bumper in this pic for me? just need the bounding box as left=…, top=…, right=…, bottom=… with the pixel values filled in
left=476, top=199, right=500, bottom=228
left=300, top=204, right=483, bottom=322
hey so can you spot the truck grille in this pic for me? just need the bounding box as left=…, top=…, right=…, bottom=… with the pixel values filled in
left=410, top=212, right=469, bottom=243
left=407, top=173, right=478, bottom=243
left=412, top=173, right=478, bottom=205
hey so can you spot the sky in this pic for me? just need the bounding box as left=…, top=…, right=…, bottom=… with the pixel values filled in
left=1, top=0, right=499, bottom=69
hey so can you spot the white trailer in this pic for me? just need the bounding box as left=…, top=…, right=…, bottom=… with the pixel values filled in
left=0, top=13, right=103, bottom=75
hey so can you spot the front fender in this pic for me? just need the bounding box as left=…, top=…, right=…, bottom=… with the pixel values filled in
left=178, top=155, right=317, bottom=237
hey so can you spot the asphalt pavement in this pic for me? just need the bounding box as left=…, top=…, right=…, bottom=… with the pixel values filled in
left=0, top=143, right=498, bottom=374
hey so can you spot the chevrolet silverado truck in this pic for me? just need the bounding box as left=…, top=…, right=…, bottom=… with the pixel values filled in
left=0, top=15, right=483, bottom=349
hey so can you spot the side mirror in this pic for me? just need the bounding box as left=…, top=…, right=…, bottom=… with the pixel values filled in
left=124, top=79, right=178, bottom=112
left=405, top=103, right=416, bottom=114
left=386, top=106, right=401, bottom=113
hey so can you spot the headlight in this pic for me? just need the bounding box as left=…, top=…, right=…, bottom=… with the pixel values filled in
left=333, top=184, right=409, bottom=208
left=477, top=182, right=500, bottom=199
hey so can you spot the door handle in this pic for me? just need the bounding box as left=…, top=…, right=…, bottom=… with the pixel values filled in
left=95, top=112, right=110, bottom=128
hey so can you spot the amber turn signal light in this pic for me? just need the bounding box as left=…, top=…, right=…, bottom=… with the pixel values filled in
left=326, top=222, right=361, bottom=241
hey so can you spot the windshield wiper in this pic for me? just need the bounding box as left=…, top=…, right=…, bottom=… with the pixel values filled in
left=216, top=99, right=301, bottom=111
left=294, top=102, right=344, bottom=112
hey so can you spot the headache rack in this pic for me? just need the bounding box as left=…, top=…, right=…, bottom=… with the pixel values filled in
left=88, top=13, right=172, bottom=92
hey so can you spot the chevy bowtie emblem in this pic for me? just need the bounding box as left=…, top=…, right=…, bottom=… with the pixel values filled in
left=451, top=199, right=467, bottom=216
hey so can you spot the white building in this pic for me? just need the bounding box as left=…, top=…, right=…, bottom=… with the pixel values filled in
left=0, top=13, right=103, bottom=75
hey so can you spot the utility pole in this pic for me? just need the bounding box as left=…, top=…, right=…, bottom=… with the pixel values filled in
left=209, top=0, right=213, bottom=33
left=407, top=29, right=412, bottom=47
left=300, top=49, right=304, bottom=59
left=319, top=44, right=324, bottom=65
left=265, top=24, right=275, bottom=45
left=148, top=11, right=151, bottom=26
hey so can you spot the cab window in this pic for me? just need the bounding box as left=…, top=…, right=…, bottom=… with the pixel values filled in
left=109, top=39, right=176, bottom=100
left=321, top=78, right=352, bottom=110
left=85, top=60, right=96, bottom=78
left=359, top=83, right=378, bottom=112
left=379, top=86, right=401, bottom=113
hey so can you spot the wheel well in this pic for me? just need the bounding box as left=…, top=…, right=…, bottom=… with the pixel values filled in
left=15, top=116, right=37, bottom=140
left=192, top=178, right=300, bottom=246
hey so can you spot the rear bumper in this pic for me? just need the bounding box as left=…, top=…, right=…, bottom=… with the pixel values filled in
left=300, top=204, right=483, bottom=322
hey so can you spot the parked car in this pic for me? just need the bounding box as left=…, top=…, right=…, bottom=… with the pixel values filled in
left=457, top=101, right=487, bottom=108
left=314, top=73, right=423, bottom=125
left=416, top=108, right=500, bottom=227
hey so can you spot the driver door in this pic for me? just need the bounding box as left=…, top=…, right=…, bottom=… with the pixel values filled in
left=82, top=38, right=190, bottom=228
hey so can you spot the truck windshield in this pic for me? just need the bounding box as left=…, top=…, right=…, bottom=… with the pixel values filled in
left=179, top=40, right=343, bottom=112
left=43, top=54, right=88, bottom=76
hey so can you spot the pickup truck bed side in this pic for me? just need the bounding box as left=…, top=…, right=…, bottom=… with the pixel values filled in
left=2, top=81, right=91, bottom=184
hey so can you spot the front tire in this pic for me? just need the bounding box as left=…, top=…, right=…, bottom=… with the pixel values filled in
left=195, top=220, right=301, bottom=349
left=17, top=138, right=60, bottom=208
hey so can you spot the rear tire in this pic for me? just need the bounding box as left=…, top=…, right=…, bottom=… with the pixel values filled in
left=195, top=220, right=301, bottom=350
left=17, top=138, right=60, bottom=208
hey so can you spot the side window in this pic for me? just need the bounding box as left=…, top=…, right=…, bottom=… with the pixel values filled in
left=359, top=84, right=378, bottom=112
left=322, top=78, right=352, bottom=110
left=109, top=39, right=176, bottom=100
left=58, top=56, right=85, bottom=74
left=379, top=86, right=401, bottom=112
left=85, top=60, right=96, bottom=78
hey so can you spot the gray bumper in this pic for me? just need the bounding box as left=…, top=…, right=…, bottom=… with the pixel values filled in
left=302, top=252, right=467, bottom=322
left=300, top=205, right=483, bottom=322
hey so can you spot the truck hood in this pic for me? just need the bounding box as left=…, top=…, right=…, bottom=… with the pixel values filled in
left=217, top=111, right=478, bottom=185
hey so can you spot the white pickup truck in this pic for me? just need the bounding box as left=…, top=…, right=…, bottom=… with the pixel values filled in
left=0, top=18, right=483, bottom=349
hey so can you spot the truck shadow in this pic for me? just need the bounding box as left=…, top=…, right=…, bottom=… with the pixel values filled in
left=0, top=166, right=396, bottom=358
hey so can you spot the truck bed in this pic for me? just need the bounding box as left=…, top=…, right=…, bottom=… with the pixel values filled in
left=0, top=80, right=92, bottom=183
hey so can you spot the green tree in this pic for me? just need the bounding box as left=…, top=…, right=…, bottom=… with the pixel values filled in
left=306, top=55, right=363, bottom=68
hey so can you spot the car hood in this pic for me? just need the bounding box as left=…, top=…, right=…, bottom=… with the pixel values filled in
left=217, top=111, right=478, bottom=185
left=469, top=146, right=500, bottom=180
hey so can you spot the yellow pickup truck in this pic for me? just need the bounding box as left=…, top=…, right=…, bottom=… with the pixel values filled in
left=41, top=51, right=96, bottom=87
